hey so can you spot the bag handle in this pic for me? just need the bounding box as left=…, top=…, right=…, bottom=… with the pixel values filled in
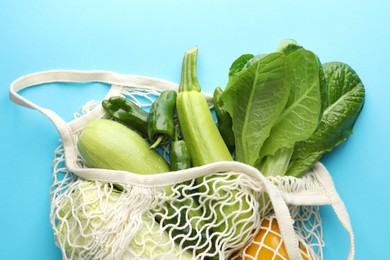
left=315, top=163, right=355, bottom=260
left=9, top=70, right=179, bottom=124
left=280, top=163, right=355, bottom=260
left=9, top=70, right=179, bottom=173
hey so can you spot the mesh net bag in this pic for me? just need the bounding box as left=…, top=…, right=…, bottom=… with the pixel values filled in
left=10, top=71, right=355, bottom=260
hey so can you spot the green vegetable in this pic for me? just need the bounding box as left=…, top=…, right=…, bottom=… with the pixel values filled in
left=256, top=48, right=322, bottom=176
left=222, top=39, right=365, bottom=178
left=58, top=181, right=192, bottom=259
left=102, top=96, right=149, bottom=134
left=223, top=48, right=322, bottom=174
left=286, top=61, right=365, bottom=177
left=77, top=119, right=169, bottom=174
left=278, top=39, right=328, bottom=116
left=244, top=54, right=268, bottom=69
left=222, top=52, right=293, bottom=167
left=177, top=48, right=232, bottom=166
left=229, top=54, right=254, bottom=77
left=176, top=47, right=252, bottom=246
left=169, top=126, right=192, bottom=171
left=147, top=90, right=177, bottom=149
left=213, top=87, right=235, bottom=149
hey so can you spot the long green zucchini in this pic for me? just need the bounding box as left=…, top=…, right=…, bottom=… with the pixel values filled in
left=176, top=47, right=253, bottom=246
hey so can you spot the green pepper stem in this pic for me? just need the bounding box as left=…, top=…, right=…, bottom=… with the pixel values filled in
left=149, top=135, right=164, bottom=150
left=178, top=47, right=201, bottom=93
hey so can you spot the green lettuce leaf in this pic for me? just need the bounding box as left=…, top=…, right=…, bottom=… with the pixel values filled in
left=228, top=54, right=254, bottom=77
left=287, top=62, right=365, bottom=177
left=222, top=52, right=292, bottom=166
left=258, top=49, right=322, bottom=160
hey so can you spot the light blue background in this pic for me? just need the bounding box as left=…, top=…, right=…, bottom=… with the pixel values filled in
left=1, top=1, right=389, bottom=259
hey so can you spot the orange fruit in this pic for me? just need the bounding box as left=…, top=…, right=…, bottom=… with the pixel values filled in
left=242, top=218, right=309, bottom=260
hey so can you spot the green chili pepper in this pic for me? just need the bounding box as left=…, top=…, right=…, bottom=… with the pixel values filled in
left=213, top=87, right=235, bottom=149
left=169, top=126, right=192, bottom=171
left=147, top=90, right=177, bottom=149
left=102, top=96, right=148, bottom=134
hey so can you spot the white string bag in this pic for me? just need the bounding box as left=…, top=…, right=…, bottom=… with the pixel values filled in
left=9, top=70, right=355, bottom=260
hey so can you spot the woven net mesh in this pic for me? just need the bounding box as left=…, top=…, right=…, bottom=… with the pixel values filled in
left=50, top=86, right=324, bottom=260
